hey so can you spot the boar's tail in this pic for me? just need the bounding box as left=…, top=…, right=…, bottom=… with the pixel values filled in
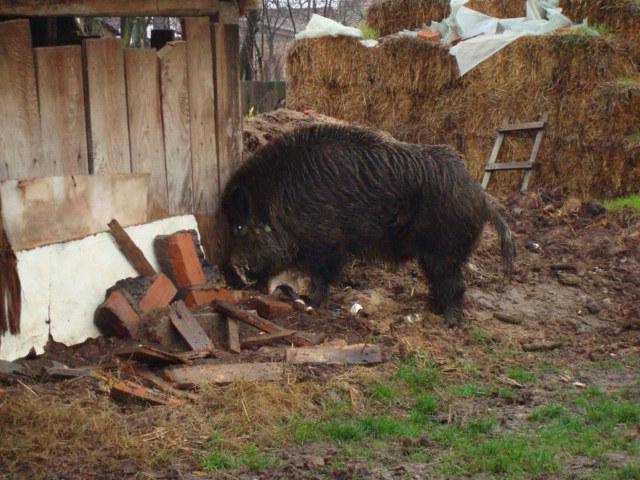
left=486, top=196, right=516, bottom=276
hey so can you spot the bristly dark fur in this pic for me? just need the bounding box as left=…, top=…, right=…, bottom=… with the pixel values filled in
left=219, top=124, right=516, bottom=326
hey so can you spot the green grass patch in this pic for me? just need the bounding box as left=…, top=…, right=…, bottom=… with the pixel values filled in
left=357, top=23, right=380, bottom=40
left=450, top=383, right=492, bottom=398
left=397, top=359, right=442, bottom=391
left=605, top=195, right=640, bottom=211
left=201, top=437, right=274, bottom=471
left=368, top=381, right=400, bottom=405
left=407, top=452, right=432, bottom=463
left=507, top=367, right=538, bottom=384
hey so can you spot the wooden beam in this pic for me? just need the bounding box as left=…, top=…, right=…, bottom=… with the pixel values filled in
left=0, top=0, right=222, bottom=17
left=484, top=161, right=533, bottom=172
left=35, top=45, right=89, bottom=176
left=0, top=20, right=45, bottom=181
left=107, top=219, right=156, bottom=277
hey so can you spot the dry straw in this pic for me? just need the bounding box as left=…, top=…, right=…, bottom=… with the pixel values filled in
left=287, top=32, right=640, bottom=199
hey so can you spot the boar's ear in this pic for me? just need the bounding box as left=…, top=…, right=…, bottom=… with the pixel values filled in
left=229, top=185, right=252, bottom=221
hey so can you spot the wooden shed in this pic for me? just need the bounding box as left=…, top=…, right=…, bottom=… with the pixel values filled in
left=0, top=0, right=254, bottom=261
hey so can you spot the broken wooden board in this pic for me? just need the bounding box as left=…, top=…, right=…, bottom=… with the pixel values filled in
left=108, top=219, right=156, bottom=277
left=45, top=366, right=95, bottom=379
left=285, top=343, right=384, bottom=365
left=169, top=301, right=215, bottom=352
left=110, top=380, right=183, bottom=406
left=165, top=362, right=283, bottom=387
left=215, top=301, right=312, bottom=347
left=241, top=330, right=297, bottom=349
left=0, top=174, right=148, bottom=251
left=227, top=318, right=241, bottom=353
left=116, top=345, right=189, bottom=365
left=0, top=215, right=200, bottom=361
left=134, top=368, right=199, bottom=402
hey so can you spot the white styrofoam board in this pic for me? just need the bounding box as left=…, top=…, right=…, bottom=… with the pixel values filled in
left=0, top=215, right=200, bottom=361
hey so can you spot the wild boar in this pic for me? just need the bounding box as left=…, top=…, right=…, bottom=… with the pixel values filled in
left=219, top=124, right=515, bottom=326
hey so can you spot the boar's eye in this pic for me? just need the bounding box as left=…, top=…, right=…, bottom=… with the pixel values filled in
left=234, top=224, right=245, bottom=235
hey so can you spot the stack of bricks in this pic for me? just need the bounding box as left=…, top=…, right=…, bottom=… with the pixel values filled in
left=154, top=230, right=243, bottom=308
left=95, top=274, right=178, bottom=338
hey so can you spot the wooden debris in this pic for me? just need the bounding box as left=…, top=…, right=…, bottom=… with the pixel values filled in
left=164, top=362, right=283, bottom=387
left=135, top=368, right=199, bottom=402
left=216, top=301, right=312, bottom=347
left=0, top=359, right=28, bottom=380
left=45, top=366, right=95, bottom=379
left=110, top=380, right=183, bottom=406
left=253, top=295, right=293, bottom=319
left=285, top=343, right=383, bottom=365
left=241, top=330, right=297, bottom=348
left=169, top=301, right=215, bottom=352
left=108, top=219, right=156, bottom=277
left=227, top=318, right=241, bottom=353
left=116, top=345, right=190, bottom=365
left=494, top=312, right=523, bottom=325
left=521, top=341, right=562, bottom=352
left=498, top=376, right=524, bottom=389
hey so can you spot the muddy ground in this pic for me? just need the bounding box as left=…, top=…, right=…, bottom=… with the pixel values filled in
left=1, top=189, right=639, bottom=479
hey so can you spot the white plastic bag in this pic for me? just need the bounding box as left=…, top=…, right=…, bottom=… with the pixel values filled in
left=295, top=14, right=363, bottom=40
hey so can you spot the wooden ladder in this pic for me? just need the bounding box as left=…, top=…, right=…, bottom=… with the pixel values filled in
left=481, top=113, right=548, bottom=193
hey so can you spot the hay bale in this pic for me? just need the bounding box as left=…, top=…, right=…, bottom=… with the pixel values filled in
left=365, top=0, right=525, bottom=36
left=287, top=34, right=640, bottom=199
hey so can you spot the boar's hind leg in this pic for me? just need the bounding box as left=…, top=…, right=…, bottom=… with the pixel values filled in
left=419, top=254, right=465, bottom=327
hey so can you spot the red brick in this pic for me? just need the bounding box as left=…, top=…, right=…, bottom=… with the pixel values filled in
left=417, top=29, right=441, bottom=42
left=254, top=296, right=293, bottom=319
left=167, top=232, right=206, bottom=288
left=95, top=290, right=142, bottom=338
left=184, top=288, right=245, bottom=308
left=139, top=273, right=178, bottom=314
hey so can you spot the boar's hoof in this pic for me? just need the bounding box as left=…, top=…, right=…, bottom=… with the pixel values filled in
left=443, top=306, right=464, bottom=328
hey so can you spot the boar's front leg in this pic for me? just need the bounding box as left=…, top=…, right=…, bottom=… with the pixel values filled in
left=304, top=251, right=344, bottom=307
left=419, top=254, right=466, bottom=327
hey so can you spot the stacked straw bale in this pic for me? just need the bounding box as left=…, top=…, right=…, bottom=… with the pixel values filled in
left=287, top=34, right=640, bottom=198
left=365, top=0, right=526, bottom=36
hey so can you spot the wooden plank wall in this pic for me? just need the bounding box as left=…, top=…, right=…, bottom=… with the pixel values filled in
left=0, top=15, right=242, bottom=257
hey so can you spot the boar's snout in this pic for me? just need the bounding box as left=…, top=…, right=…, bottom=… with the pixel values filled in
left=224, top=255, right=260, bottom=287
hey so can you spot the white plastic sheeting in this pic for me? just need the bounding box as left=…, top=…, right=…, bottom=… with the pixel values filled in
left=0, top=215, right=200, bottom=361
left=433, top=0, right=575, bottom=75
left=294, top=2, right=585, bottom=76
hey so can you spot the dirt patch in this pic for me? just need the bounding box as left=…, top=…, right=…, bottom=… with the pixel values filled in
left=1, top=190, right=639, bottom=479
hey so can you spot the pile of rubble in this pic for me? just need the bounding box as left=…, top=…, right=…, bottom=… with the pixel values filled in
left=1, top=221, right=384, bottom=406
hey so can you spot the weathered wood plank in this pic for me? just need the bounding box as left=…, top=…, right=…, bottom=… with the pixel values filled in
left=0, top=0, right=221, bottom=16
left=165, top=362, right=283, bottom=386
left=35, top=45, right=89, bottom=176
left=0, top=20, right=45, bottom=181
left=124, top=48, right=168, bottom=217
left=83, top=38, right=131, bottom=174
left=214, top=23, right=242, bottom=196
left=184, top=17, right=218, bottom=214
left=169, top=301, right=215, bottom=352
left=285, top=343, right=384, bottom=365
left=107, top=219, right=156, bottom=277
left=227, top=317, right=241, bottom=353
left=158, top=41, right=193, bottom=214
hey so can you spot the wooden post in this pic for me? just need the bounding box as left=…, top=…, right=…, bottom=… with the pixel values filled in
left=124, top=48, right=168, bottom=219
left=0, top=20, right=45, bottom=181
left=35, top=45, right=89, bottom=176
left=158, top=41, right=194, bottom=215
left=83, top=38, right=131, bottom=174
